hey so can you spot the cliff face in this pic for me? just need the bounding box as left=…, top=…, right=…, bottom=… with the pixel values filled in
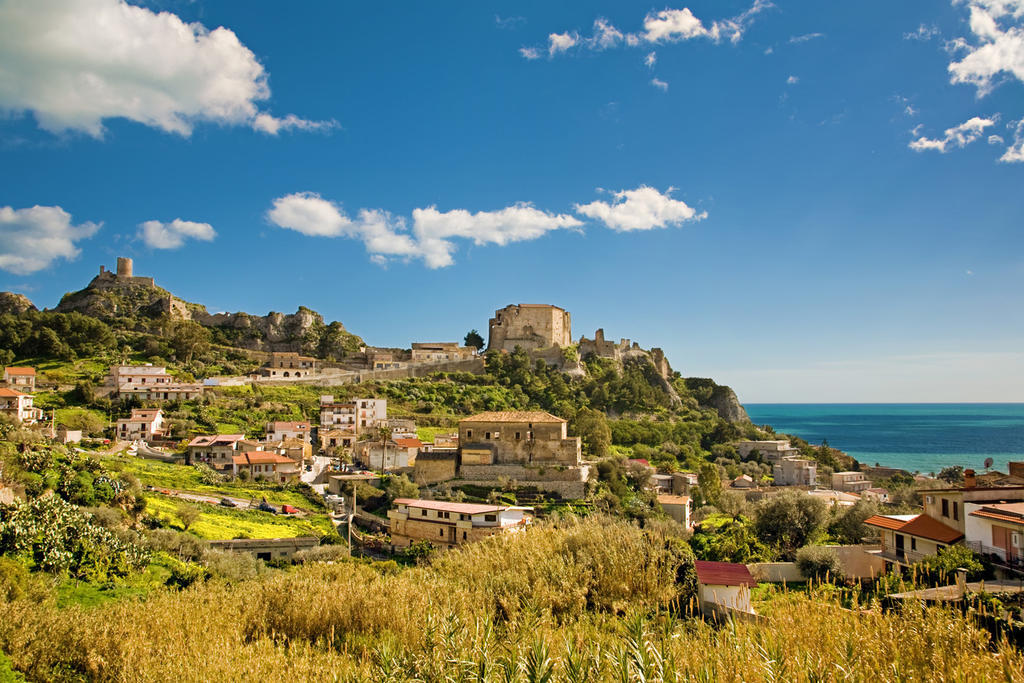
left=683, top=377, right=750, bottom=423
left=0, top=292, right=37, bottom=315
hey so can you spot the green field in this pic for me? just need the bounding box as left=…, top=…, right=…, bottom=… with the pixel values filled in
left=145, top=495, right=336, bottom=540
left=102, top=455, right=320, bottom=510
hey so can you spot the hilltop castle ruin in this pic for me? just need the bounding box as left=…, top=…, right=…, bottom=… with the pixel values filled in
left=487, top=304, right=572, bottom=352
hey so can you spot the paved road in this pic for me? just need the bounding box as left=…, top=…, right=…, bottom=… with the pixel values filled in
left=301, top=455, right=332, bottom=485
left=147, top=487, right=311, bottom=517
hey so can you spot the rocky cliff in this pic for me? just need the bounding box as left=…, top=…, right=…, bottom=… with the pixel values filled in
left=683, top=377, right=750, bottom=423
left=0, top=292, right=37, bottom=315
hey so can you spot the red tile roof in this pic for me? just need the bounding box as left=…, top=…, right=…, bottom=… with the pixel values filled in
left=188, top=434, right=245, bottom=447
left=970, top=502, right=1024, bottom=526
left=269, top=421, right=310, bottom=430
left=694, top=560, right=757, bottom=587
left=394, top=438, right=423, bottom=449
left=4, top=367, right=35, bottom=376
left=0, top=388, right=27, bottom=397
left=864, top=514, right=963, bottom=544
left=233, top=451, right=297, bottom=466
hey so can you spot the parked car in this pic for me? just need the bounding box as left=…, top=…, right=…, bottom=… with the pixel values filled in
left=257, top=500, right=277, bottom=514
left=280, top=504, right=299, bottom=515
left=219, top=498, right=237, bottom=508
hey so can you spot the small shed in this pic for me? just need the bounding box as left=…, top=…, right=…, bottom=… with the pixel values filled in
left=695, top=560, right=758, bottom=616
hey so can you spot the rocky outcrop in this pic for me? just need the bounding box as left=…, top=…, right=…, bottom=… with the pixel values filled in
left=684, top=378, right=750, bottom=423
left=0, top=292, right=37, bottom=315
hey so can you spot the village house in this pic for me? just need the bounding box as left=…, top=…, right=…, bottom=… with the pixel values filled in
left=388, top=498, right=532, bottom=548
left=965, top=502, right=1024, bottom=571
left=864, top=513, right=963, bottom=568
left=118, top=383, right=203, bottom=402
left=231, top=451, right=301, bottom=482
left=736, top=440, right=802, bottom=462
left=0, top=388, right=43, bottom=424
left=832, top=470, right=872, bottom=493
left=458, top=411, right=581, bottom=466
left=773, top=457, right=817, bottom=487
left=260, top=351, right=319, bottom=378
left=55, top=426, right=83, bottom=444
left=730, top=474, right=755, bottom=489
left=920, top=471, right=1024, bottom=537
left=319, top=428, right=357, bottom=457
left=367, top=350, right=402, bottom=370
left=694, top=560, right=757, bottom=617
left=116, top=408, right=164, bottom=441
left=319, top=396, right=386, bottom=433
left=658, top=494, right=692, bottom=528
left=354, top=437, right=421, bottom=470
left=186, top=434, right=259, bottom=468
left=862, top=487, right=891, bottom=503
left=410, top=342, right=476, bottom=362
left=271, top=437, right=312, bottom=464
left=808, top=489, right=861, bottom=507
left=265, top=420, right=311, bottom=443
left=108, top=364, right=173, bottom=388
left=3, top=366, right=36, bottom=392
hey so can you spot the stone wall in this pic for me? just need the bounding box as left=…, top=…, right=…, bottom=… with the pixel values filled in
left=459, top=419, right=580, bottom=465
left=414, top=452, right=458, bottom=485
left=488, top=304, right=571, bottom=352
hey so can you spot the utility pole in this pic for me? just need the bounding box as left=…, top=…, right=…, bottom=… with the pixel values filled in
left=348, top=482, right=357, bottom=558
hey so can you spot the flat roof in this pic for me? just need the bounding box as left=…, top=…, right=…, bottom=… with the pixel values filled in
left=462, top=411, right=566, bottom=424
left=394, top=498, right=532, bottom=515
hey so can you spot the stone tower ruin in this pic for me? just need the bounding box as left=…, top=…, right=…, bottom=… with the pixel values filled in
left=116, top=257, right=133, bottom=278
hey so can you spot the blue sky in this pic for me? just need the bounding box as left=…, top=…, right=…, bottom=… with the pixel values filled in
left=1, top=0, right=1022, bottom=403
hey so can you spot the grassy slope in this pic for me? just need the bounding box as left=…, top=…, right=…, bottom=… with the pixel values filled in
left=145, top=494, right=335, bottom=540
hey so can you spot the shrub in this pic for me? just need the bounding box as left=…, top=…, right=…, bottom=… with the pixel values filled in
left=796, top=545, right=843, bottom=582
left=294, top=545, right=351, bottom=564
left=204, top=550, right=265, bottom=583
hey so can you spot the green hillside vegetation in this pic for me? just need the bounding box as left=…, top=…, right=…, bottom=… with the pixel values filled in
left=1, top=516, right=1020, bottom=681
left=144, top=495, right=334, bottom=540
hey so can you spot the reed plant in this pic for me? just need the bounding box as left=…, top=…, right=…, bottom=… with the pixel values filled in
left=1, top=515, right=1022, bottom=681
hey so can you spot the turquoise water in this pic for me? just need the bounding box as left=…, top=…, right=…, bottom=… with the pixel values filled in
left=744, top=404, right=1024, bottom=475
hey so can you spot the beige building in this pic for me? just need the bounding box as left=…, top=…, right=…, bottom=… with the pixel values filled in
left=832, top=471, right=872, bottom=493
left=108, top=364, right=172, bottom=387
left=773, top=457, right=817, bottom=487
left=265, top=421, right=311, bottom=443
left=410, top=342, right=476, bottom=362
left=658, top=494, right=692, bottom=528
left=487, top=304, right=572, bottom=352
left=388, top=498, right=532, bottom=548
left=354, top=437, right=421, bottom=470
left=116, top=409, right=164, bottom=441
left=459, top=411, right=581, bottom=466
left=865, top=513, right=963, bottom=568
left=319, top=428, right=357, bottom=456
left=736, top=440, right=801, bottom=462
left=0, top=388, right=43, bottom=424
left=118, top=383, right=203, bottom=402
left=3, top=366, right=36, bottom=392
left=186, top=434, right=257, bottom=468
left=261, top=351, right=319, bottom=378
left=319, top=396, right=386, bottom=433
left=231, top=451, right=301, bottom=482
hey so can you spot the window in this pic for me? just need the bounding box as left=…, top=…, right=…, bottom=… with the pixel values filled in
left=421, top=509, right=427, bottom=517
left=953, top=502, right=959, bottom=521
left=941, top=499, right=949, bottom=517
left=485, top=432, right=491, bottom=439
left=439, top=528, right=444, bottom=537
left=484, top=514, right=497, bottom=522
left=442, top=511, right=450, bottom=519
left=911, top=538, right=917, bottom=551
left=462, top=531, right=467, bottom=540
left=515, top=432, right=521, bottom=440
left=466, top=429, right=473, bottom=439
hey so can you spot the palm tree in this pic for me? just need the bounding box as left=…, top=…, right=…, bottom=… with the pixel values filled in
left=376, top=423, right=393, bottom=472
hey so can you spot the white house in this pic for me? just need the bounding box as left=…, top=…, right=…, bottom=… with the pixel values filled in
left=694, top=560, right=757, bottom=616
left=0, top=388, right=43, bottom=424
left=965, top=502, right=1024, bottom=569
left=116, top=409, right=164, bottom=441
left=658, top=494, right=692, bottom=529
left=265, top=421, right=311, bottom=443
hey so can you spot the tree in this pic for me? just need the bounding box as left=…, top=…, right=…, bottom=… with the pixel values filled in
left=698, top=462, right=723, bottom=508
left=175, top=503, right=200, bottom=532
left=938, top=465, right=965, bottom=484
left=385, top=473, right=419, bottom=500
left=376, top=423, right=393, bottom=471
left=572, top=407, right=611, bottom=458
left=753, top=491, right=829, bottom=559
left=464, top=329, right=485, bottom=351
left=167, top=320, right=211, bottom=364
left=830, top=499, right=880, bottom=545
left=796, top=545, right=843, bottom=582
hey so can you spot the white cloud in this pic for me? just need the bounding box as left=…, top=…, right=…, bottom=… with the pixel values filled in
left=522, top=1, right=771, bottom=58
left=0, top=0, right=331, bottom=137
left=651, top=77, right=669, bottom=91
left=137, top=219, right=216, bottom=250
left=905, top=104, right=919, bottom=116
left=251, top=114, right=338, bottom=136
left=1000, top=118, right=1024, bottom=161
left=0, top=205, right=100, bottom=274
left=588, top=19, right=623, bottom=50
left=904, top=24, right=941, bottom=41
left=575, top=186, right=706, bottom=231
left=948, top=0, right=1024, bottom=95
left=644, top=51, right=657, bottom=68
left=787, top=75, right=799, bottom=85
left=909, top=115, right=997, bottom=152
left=988, top=133, right=1006, bottom=143
left=412, top=204, right=583, bottom=269
left=789, top=32, right=824, bottom=43
left=267, top=193, right=582, bottom=269
left=548, top=32, right=578, bottom=56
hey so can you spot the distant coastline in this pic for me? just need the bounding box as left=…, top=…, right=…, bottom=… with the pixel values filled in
left=745, top=403, right=1024, bottom=475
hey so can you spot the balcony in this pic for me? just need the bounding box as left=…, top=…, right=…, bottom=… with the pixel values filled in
left=965, top=541, right=1024, bottom=573
left=873, top=547, right=931, bottom=566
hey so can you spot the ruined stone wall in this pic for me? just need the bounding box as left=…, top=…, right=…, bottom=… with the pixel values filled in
left=413, top=452, right=458, bottom=485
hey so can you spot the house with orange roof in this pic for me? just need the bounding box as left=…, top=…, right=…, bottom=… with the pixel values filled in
left=864, top=513, right=964, bottom=567
left=186, top=434, right=259, bottom=468
left=965, top=502, right=1024, bottom=571
left=388, top=498, right=533, bottom=548
left=3, top=366, right=36, bottom=392
left=231, top=451, right=301, bottom=482
left=0, top=387, right=43, bottom=424
left=354, top=436, right=421, bottom=470
left=694, top=560, right=758, bottom=616
left=116, top=408, right=164, bottom=441
left=265, top=420, right=311, bottom=443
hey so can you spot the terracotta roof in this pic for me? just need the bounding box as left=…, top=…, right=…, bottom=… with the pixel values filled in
left=461, top=411, right=566, bottom=423
left=233, top=451, right=296, bottom=465
left=970, top=502, right=1024, bottom=526
left=864, top=514, right=918, bottom=531
left=394, top=438, right=423, bottom=449
left=128, top=409, right=161, bottom=419
left=694, top=560, right=757, bottom=587
left=393, top=498, right=531, bottom=515
left=865, top=514, right=964, bottom=544
left=657, top=494, right=690, bottom=506
left=0, top=388, right=27, bottom=397
left=4, top=367, right=35, bottom=375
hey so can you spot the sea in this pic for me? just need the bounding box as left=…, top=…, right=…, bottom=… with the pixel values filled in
left=743, top=404, right=1024, bottom=476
